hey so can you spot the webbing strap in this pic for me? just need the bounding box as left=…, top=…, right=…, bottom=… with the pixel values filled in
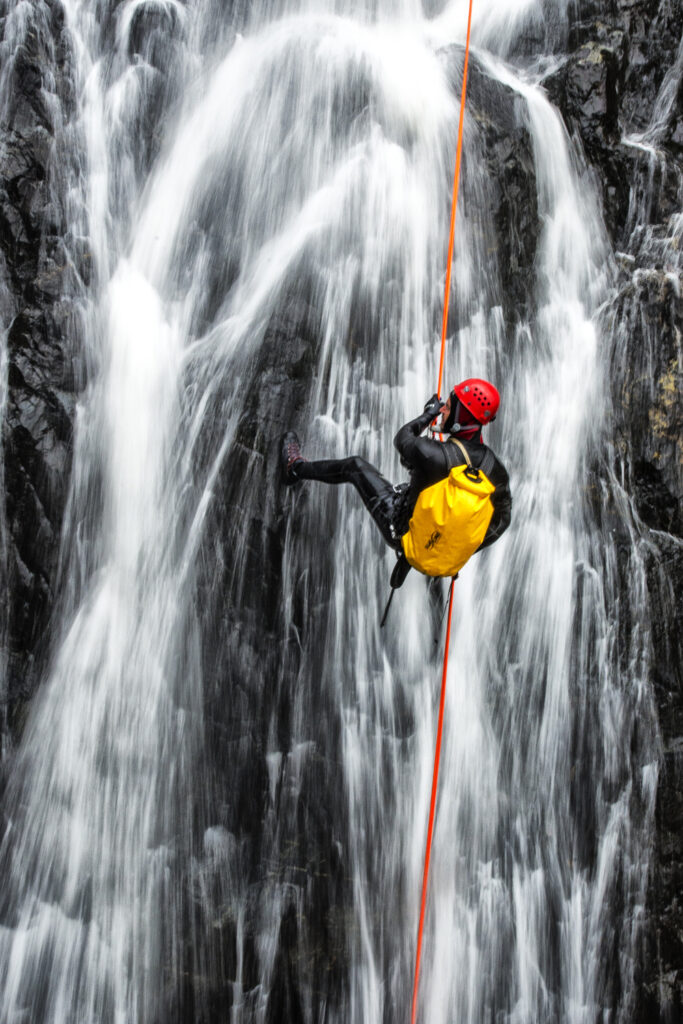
left=445, top=438, right=496, bottom=479
left=448, top=437, right=472, bottom=467
left=480, top=447, right=495, bottom=478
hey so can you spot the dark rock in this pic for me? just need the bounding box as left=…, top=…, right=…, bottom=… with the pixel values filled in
left=447, top=49, right=540, bottom=328
left=545, top=0, right=682, bottom=245
left=618, top=0, right=682, bottom=136
left=0, top=0, right=85, bottom=735
left=568, top=6, right=683, bottom=1018
left=644, top=743, right=683, bottom=1023
left=182, top=284, right=350, bottom=1020
left=544, top=37, right=632, bottom=238
left=546, top=41, right=623, bottom=148
left=607, top=269, right=682, bottom=509
left=633, top=461, right=682, bottom=535
left=565, top=0, right=681, bottom=134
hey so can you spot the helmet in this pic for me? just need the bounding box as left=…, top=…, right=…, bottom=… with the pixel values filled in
left=452, top=378, right=499, bottom=424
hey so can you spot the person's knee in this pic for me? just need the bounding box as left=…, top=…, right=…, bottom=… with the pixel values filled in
left=345, top=455, right=371, bottom=475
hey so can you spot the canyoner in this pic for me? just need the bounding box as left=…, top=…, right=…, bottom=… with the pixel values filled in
left=280, top=376, right=511, bottom=592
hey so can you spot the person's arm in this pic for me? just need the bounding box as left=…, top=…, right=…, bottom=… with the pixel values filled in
left=479, top=458, right=512, bottom=549
left=394, top=395, right=443, bottom=469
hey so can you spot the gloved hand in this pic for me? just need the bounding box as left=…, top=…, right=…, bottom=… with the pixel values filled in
left=423, top=393, right=443, bottom=419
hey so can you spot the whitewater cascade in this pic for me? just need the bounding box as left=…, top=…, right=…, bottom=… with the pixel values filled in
left=0, top=1, right=663, bottom=1022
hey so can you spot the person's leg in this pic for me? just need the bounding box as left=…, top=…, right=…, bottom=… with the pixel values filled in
left=295, top=455, right=400, bottom=549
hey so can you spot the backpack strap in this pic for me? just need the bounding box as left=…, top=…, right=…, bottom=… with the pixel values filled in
left=446, top=438, right=496, bottom=480
left=444, top=437, right=471, bottom=471
left=479, top=446, right=496, bottom=479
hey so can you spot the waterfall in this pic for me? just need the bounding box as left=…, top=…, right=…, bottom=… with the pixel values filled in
left=0, top=278, right=8, bottom=759
left=0, top=1, right=664, bottom=1021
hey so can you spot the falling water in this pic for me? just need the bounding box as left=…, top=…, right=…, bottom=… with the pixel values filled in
left=0, top=222, right=9, bottom=757
left=0, top=1, right=661, bottom=1022
left=0, top=277, right=8, bottom=759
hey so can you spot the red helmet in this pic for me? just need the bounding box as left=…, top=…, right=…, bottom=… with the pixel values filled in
left=452, top=378, right=500, bottom=424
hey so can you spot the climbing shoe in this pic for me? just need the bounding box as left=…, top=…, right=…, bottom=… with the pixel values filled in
left=281, top=431, right=306, bottom=485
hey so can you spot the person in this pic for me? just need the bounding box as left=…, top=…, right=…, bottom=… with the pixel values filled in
left=281, top=378, right=511, bottom=584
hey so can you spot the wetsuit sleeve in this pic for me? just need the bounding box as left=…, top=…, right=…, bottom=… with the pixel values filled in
left=393, top=412, right=445, bottom=471
left=479, top=457, right=512, bottom=549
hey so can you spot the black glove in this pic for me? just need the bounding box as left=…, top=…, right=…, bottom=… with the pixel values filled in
left=423, top=393, right=443, bottom=419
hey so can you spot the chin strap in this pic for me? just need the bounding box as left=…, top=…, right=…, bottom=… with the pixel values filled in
left=427, top=422, right=481, bottom=441
left=449, top=422, right=481, bottom=438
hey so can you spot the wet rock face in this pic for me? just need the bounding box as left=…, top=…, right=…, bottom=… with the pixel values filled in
left=463, top=57, right=539, bottom=325
left=610, top=272, right=682, bottom=517
left=544, top=37, right=629, bottom=239
left=0, top=0, right=84, bottom=727
left=546, top=0, right=682, bottom=244
left=559, top=1, right=682, bottom=1018
left=606, top=264, right=682, bottom=1023
left=187, top=289, right=351, bottom=1021
left=565, top=0, right=681, bottom=122
left=0, top=0, right=185, bottom=737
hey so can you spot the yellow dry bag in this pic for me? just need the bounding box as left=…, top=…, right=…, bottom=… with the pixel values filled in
left=401, top=440, right=495, bottom=578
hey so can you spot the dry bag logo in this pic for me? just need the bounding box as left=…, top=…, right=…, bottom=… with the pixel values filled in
left=425, top=530, right=441, bottom=550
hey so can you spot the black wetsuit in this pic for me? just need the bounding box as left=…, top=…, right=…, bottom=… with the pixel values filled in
left=294, top=407, right=512, bottom=553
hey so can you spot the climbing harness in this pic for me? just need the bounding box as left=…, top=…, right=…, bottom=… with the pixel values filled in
left=410, top=1, right=474, bottom=1022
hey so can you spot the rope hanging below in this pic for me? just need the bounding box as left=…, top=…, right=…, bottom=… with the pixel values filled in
left=409, top=579, right=455, bottom=1024
left=410, top=2, right=474, bottom=1022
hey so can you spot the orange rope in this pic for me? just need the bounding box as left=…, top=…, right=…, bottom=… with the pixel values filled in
left=410, top=3, right=474, bottom=1022
left=437, top=0, right=474, bottom=400
left=410, top=578, right=455, bottom=1024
